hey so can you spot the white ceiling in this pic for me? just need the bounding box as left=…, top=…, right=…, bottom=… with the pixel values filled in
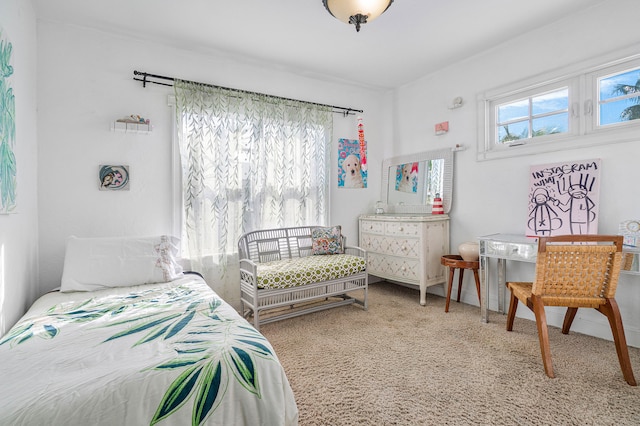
left=32, top=0, right=607, bottom=89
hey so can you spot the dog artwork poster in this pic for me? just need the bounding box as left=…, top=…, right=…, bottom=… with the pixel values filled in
left=338, top=138, right=367, bottom=189
left=527, top=158, right=601, bottom=237
left=395, top=162, right=418, bottom=193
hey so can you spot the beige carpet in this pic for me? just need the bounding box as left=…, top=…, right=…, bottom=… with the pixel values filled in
left=260, top=281, right=640, bottom=426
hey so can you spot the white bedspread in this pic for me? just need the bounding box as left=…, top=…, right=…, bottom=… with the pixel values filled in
left=0, top=275, right=298, bottom=426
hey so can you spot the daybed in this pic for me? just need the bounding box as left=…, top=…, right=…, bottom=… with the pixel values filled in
left=0, top=235, right=298, bottom=426
left=238, top=226, right=368, bottom=330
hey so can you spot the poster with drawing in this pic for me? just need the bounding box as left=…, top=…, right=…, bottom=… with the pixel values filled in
left=338, top=138, right=367, bottom=188
left=395, top=162, right=418, bottom=193
left=527, top=159, right=600, bottom=237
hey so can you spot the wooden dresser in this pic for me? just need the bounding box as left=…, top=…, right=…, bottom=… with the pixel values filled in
left=359, top=214, right=450, bottom=305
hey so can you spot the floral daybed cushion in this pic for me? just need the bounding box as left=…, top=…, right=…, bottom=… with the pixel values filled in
left=256, top=254, right=366, bottom=289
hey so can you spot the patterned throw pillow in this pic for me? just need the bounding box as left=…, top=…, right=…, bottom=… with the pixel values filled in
left=311, top=225, right=344, bottom=255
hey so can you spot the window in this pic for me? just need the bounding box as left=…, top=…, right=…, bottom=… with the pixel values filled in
left=496, top=87, right=569, bottom=144
left=597, top=66, right=640, bottom=127
left=478, top=51, right=640, bottom=160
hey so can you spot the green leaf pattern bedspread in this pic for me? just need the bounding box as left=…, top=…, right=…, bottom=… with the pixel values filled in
left=0, top=275, right=298, bottom=426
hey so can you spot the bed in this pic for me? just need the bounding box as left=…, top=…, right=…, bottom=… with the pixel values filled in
left=0, top=235, right=298, bottom=426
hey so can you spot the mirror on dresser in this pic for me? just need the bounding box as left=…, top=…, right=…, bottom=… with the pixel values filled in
left=380, top=148, right=453, bottom=214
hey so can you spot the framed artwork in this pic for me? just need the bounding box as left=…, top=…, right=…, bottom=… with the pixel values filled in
left=434, top=121, right=449, bottom=135
left=619, top=220, right=640, bottom=248
left=527, top=159, right=601, bottom=236
left=395, top=162, right=418, bottom=193
left=0, top=29, right=16, bottom=214
left=99, top=165, right=130, bottom=191
left=337, top=138, right=367, bottom=189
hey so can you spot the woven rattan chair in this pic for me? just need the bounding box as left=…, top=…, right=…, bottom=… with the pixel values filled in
left=506, top=235, right=636, bottom=386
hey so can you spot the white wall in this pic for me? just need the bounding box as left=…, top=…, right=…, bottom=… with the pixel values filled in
left=393, top=0, right=640, bottom=346
left=0, top=0, right=39, bottom=336
left=36, top=21, right=391, bottom=298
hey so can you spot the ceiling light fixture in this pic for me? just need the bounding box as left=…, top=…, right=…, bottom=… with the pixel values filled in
left=322, top=0, right=394, bottom=32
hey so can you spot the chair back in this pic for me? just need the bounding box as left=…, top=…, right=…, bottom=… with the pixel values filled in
left=532, top=235, right=623, bottom=307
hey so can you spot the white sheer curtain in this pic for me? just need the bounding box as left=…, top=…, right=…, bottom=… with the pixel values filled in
left=174, top=80, right=333, bottom=305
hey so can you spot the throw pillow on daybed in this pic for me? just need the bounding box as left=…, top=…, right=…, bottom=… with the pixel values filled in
left=60, top=235, right=183, bottom=292
left=311, top=225, right=344, bottom=255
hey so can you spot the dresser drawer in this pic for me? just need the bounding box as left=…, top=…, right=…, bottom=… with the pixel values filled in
left=385, top=222, right=420, bottom=237
left=359, top=233, right=376, bottom=252
left=367, top=253, right=420, bottom=283
left=387, top=236, right=420, bottom=257
left=361, top=233, right=420, bottom=258
left=360, top=220, right=385, bottom=235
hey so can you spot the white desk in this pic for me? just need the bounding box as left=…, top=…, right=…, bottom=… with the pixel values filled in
left=478, top=233, right=640, bottom=323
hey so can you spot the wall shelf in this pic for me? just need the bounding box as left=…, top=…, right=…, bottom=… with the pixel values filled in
left=111, top=120, right=153, bottom=134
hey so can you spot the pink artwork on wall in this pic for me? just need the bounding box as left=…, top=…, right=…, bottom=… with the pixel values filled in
left=435, top=121, right=449, bottom=135
left=527, top=159, right=601, bottom=237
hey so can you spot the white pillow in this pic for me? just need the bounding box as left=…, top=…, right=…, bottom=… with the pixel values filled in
left=60, top=235, right=184, bottom=292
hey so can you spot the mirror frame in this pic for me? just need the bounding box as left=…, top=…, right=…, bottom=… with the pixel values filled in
left=380, top=148, right=453, bottom=214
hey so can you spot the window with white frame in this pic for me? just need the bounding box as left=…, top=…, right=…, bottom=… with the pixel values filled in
left=596, top=66, right=640, bottom=128
left=478, top=51, right=640, bottom=161
left=496, top=87, right=571, bottom=144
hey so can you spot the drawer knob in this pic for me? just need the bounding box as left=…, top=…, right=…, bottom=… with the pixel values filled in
left=399, top=226, right=404, bottom=231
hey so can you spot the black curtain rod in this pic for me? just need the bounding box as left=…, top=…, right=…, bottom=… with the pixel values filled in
left=133, top=70, right=363, bottom=116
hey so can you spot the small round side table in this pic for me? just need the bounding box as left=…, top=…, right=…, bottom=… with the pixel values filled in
left=440, top=254, right=481, bottom=313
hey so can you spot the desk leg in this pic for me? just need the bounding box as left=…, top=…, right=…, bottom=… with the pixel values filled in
left=497, top=258, right=506, bottom=314
left=480, top=254, right=489, bottom=323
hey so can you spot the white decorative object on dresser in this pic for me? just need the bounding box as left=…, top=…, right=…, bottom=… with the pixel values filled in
left=359, top=214, right=450, bottom=305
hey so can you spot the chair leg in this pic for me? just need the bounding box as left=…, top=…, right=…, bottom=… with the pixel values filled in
left=532, top=295, right=555, bottom=379
left=456, top=268, right=464, bottom=302
left=506, top=289, right=518, bottom=331
left=445, top=267, right=455, bottom=313
left=562, top=307, right=578, bottom=334
left=597, top=298, right=637, bottom=386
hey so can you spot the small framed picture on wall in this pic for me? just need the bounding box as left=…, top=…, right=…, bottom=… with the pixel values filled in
left=99, top=165, right=130, bottom=191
